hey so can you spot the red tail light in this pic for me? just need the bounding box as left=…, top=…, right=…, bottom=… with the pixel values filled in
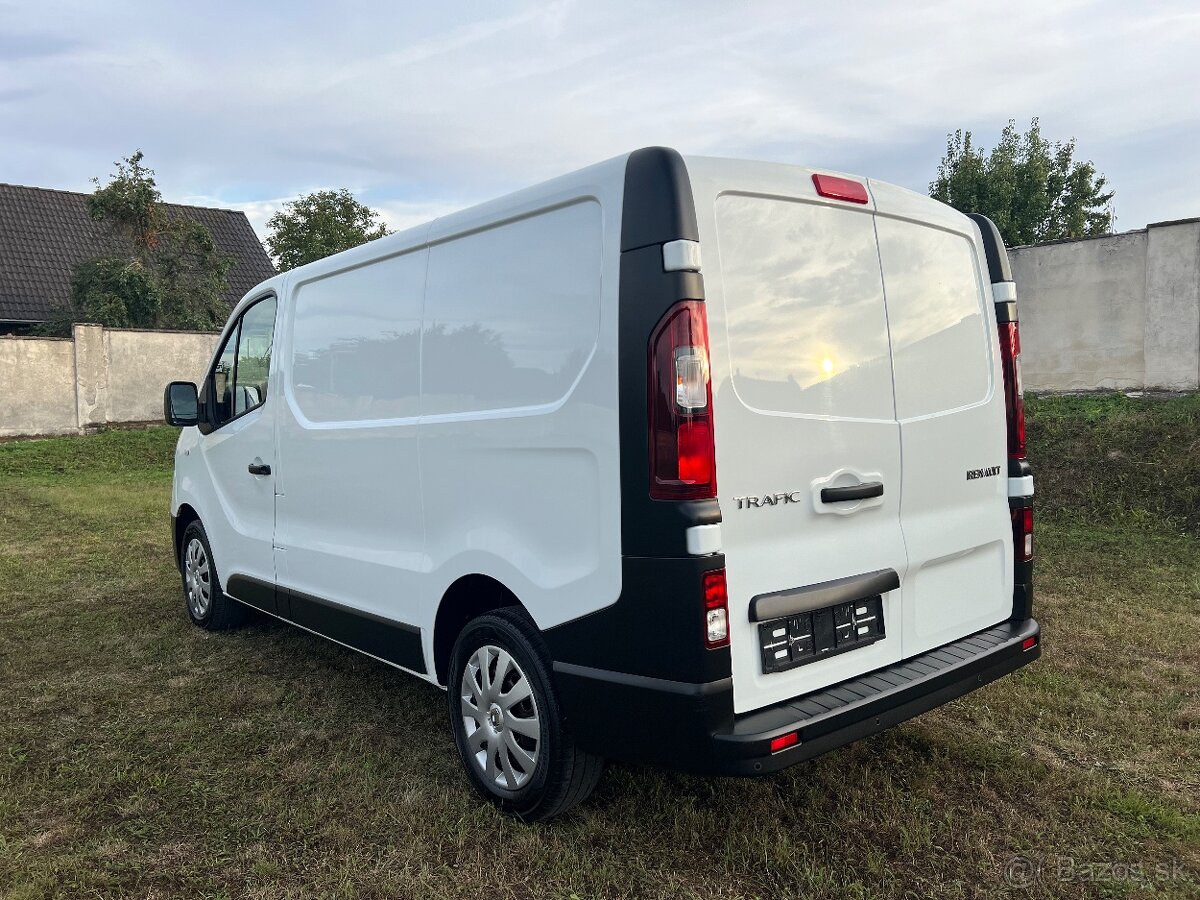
left=998, top=320, right=1026, bottom=460
left=702, top=568, right=730, bottom=649
left=1011, top=506, right=1033, bottom=562
left=649, top=300, right=716, bottom=500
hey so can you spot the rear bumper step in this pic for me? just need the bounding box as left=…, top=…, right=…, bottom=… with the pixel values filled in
left=714, top=619, right=1040, bottom=774
left=553, top=619, right=1040, bottom=775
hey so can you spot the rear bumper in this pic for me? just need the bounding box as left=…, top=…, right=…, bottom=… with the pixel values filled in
left=553, top=618, right=1040, bottom=776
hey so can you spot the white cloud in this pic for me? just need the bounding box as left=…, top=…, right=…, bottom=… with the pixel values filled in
left=3, top=0, right=1199, bottom=230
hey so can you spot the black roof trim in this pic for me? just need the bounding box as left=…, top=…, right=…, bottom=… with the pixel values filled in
left=967, top=213, right=1013, bottom=283
left=620, top=147, right=699, bottom=252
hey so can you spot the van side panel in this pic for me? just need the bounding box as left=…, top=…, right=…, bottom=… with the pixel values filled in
left=273, top=247, right=429, bottom=644
left=419, top=193, right=623, bottom=639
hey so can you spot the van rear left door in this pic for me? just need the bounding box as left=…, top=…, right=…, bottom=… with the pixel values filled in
left=689, top=162, right=909, bottom=715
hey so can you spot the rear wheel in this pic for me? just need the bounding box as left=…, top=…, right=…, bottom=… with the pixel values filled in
left=448, top=608, right=604, bottom=821
left=180, top=520, right=243, bottom=631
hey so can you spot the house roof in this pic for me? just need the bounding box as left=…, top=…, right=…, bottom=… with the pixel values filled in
left=0, top=182, right=276, bottom=324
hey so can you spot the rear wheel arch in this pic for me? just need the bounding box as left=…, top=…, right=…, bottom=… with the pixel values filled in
left=433, top=574, right=526, bottom=686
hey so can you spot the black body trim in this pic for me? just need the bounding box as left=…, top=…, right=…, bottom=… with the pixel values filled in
left=553, top=661, right=732, bottom=698
left=554, top=618, right=1040, bottom=774
left=226, top=573, right=278, bottom=615
left=616, top=148, right=720, bottom=558
left=224, top=574, right=426, bottom=674
left=543, top=555, right=732, bottom=687
left=749, top=569, right=900, bottom=622
left=993, top=299, right=1018, bottom=324
left=967, top=213, right=1012, bottom=283
left=620, top=146, right=700, bottom=252
left=971, top=212, right=1035, bottom=623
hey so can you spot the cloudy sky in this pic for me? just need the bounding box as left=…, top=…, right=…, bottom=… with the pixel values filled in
left=3, top=1, right=1198, bottom=241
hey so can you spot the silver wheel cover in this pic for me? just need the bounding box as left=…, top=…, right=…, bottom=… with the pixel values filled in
left=183, top=537, right=212, bottom=619
left=460, top=644, right=541, bottom=791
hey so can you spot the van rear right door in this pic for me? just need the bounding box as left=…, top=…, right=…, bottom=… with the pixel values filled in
left=870, top=181, right=1014, bottom=657
left=690, top=160, right=909, bottom=715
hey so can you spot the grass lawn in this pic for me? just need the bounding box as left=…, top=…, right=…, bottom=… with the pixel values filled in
left=1, top=396, right=1198, bottom=899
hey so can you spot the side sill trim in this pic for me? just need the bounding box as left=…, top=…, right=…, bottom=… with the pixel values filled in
left=226, top=596, right=432, bottom=683
left=225, top=574, right=426, bottom=674
left=553, top=661, right=732, bottom=698
left=749, top=568, right=900, bottom=622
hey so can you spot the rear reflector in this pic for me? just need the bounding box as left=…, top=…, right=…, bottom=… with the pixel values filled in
left=770, top=732, right=799, bottom=753
left=1022, top=636, right=1038, bottom=651
left=812, top=173, right=869, bottom=204
left=703, top=568, right=730, bottom=649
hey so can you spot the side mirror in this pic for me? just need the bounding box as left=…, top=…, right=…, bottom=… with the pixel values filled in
left=164, top=381, right=200, bottom=427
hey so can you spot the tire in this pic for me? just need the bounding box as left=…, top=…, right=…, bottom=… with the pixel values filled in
left=179, top=520, right=244, bottom=631
left=448, top=608, right=604, bottom=821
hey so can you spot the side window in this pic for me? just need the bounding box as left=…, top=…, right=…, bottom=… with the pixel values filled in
left=233, top=299, right=277, bottom=417
left=211, top=323, right=240, bottom=426
left=208, top=297, right=277, bottom=429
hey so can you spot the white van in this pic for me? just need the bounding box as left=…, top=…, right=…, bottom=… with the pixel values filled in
left=164, top=147, right=1039, bottom=821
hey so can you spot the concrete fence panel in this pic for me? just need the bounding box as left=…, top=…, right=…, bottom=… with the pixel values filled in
left=0, top=336, right=77, bottom=438
left=105, top=329, right=220, bottom=425
left=1011, top=218, right=1200, bottom=392
left=0, top=324, right=220, bottom=438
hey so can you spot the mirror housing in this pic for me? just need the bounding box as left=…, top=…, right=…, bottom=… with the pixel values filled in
left=164, top=381, right=200, bottom=427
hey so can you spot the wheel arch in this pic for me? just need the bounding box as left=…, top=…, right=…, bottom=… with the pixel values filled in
left=433, top=574, right=526, bottom=686
left=174, top=503, right=201, bottom=568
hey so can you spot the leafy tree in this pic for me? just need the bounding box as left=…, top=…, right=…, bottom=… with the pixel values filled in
left=929, top=118, right=1114, bottom=246
left=46, top=151, right=232, bottom=334
left=265, top=189, right=390, bottom=271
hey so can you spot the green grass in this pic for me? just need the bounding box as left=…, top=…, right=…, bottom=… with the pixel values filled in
left=2, top=399, right=1199, bottom=899
left=1026, top=392, right=1200, bottom=531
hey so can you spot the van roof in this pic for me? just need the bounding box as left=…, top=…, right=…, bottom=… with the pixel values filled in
left=234, top=148, right=971, bottom=314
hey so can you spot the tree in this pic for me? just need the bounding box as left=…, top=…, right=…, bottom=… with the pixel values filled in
left=265, top=189, right=390, bottom=271
left=46, top=151, right=232, bottom=334
left=929, top=118, right=1114, bottom=246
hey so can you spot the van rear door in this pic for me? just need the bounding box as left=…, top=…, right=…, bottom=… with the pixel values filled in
left=691, top=162, right=908, bottom=714
left=870, top=181, right=1014, bottom=656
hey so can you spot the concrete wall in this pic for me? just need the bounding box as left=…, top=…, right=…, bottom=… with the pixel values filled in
left=0, top=324, right=219, bottom=438
left=1011, top=219, right=1200, bottom=391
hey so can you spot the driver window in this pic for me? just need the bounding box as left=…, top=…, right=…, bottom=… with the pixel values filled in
left=209, top=296, right=277, bottom=429
left=234, top=298, right=277, bottom=417
left=211, top=323, right=239, bottom=426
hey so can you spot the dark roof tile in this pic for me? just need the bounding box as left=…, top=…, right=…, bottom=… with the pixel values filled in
left=0, top=182, right=276, bottom=324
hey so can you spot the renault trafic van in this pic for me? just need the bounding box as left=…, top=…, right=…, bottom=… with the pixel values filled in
left=164, top=147, right=1039, bottom=821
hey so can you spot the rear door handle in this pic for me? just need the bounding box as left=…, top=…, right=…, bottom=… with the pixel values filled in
left=248, top=460, right=272, bottom=476
left=820, top=481, right=883, bottom=503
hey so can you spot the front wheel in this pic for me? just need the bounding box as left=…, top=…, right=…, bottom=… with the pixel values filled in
left=179, top=520, right=244, bottom=631
left=448, top=608, right=604, bottom=821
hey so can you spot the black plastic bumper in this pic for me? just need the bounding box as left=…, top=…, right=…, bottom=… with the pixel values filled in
left=553, top=618, right=1040, bottom=776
